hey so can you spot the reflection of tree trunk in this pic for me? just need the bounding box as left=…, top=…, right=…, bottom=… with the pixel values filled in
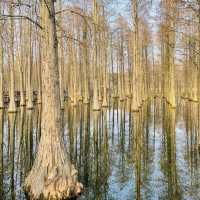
left=133, top=112, right=141, bottom=200
left=36, top=105, right=42, bottom=146
left=83, top=104, right=90, bottom=186
left=93, top=111, right=100, bottom=198
left=0, top=110, right=4, bottom=197
left=24, top=1, right=83, bottom=199
left=120, top=102, right=125, bottom=174
left=93, top=111, right=100, bottom=155
left=25, top=110, right=33, bottom=174
left=198, top=104, right=200, bottom=147
left=112, top=103, right=115, bottom=144
left=19, top=107, right=25, bottom=149
left=102, top=108, right=109, bottom=192
left=164, top=106, right=181, bottom=200
left=8, top=113, right=16, bottom=199
left=18, top=107, right=26, bottom=189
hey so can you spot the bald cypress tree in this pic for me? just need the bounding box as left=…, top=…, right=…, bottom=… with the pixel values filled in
left=24, top=1, right=83, bottom=199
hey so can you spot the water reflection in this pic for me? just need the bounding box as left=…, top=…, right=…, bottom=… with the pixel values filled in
left=161, top=104, right=181, bottom=200
left=0, top=100, right=200, bottom=199
left=0, top=110, right=4, bottom=198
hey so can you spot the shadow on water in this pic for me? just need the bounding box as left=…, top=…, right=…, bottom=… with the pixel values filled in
left=0, top=99, right=200, bottom=200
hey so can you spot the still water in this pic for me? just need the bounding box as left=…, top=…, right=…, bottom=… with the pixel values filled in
left=0, top=99, right=200, bottom=200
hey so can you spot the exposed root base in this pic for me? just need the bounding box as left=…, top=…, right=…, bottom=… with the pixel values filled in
left=24, top=134, right=84, bottom=200
left=24, top=166, right=83, bottom=200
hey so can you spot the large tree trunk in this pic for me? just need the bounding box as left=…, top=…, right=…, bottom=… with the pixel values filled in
left=24, top=1, right=83, bottom=199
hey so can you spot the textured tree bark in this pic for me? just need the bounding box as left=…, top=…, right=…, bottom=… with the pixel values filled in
left=102, top=15, right=108, bottom=107
left=26, top=17, right=34, bottom=110
left=37, top=35, right=42, bottom=105
left=0, top=5, right=3, bottom=109
left=82, top=3, right=90, bottom=104
left=58, top=0, right=64, bottom=110
left=24, top=1, right=83, bottom=199
left=19, top=20, right=26, bottom=107
left=83, top=22, right=90, bottom=104
left=8, top=0, right=16, bottom=113
left=92, top=0, right=100, bottom=111
left=198, top=5, right=200, bottom=102
left=162, top=0, right=177, bottom=108
left=131, top=0, right=140, bottom=112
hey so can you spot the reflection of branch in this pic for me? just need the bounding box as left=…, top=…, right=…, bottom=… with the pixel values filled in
left=0, top=14, right=43, bottom=29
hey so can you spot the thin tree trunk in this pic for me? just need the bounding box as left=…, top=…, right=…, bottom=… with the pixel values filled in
left=92, top=0, right=100, bottom=111
left=131, top=0, right=140, bottom=111
left=8, top=0, right=16, bottom=113
left=0, top=4, right=3, bottom=108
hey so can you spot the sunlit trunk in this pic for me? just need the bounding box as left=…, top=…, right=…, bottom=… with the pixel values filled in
left=131, top=0, right=140, bottom=111
left=26, top=17, right=34, bottom=110
left=19, top=19, right=26, bottom=106
left=58, top=0, right=64, bottom=109
left=0, top=5, right=3, bottom=109
left=92, top=0, right=100, bottom=111
left=83, top=20, right=90, bottom=104
left=24, top=1, right=83, bottom=199
left=8, top=0, right=16, bottom=113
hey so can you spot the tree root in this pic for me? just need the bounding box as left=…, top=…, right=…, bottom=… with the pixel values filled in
left=24, top=164, right=83, bottom=200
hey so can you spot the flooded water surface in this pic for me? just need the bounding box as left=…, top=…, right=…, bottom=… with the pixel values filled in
left=0, top=99, right=200, bottom=200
